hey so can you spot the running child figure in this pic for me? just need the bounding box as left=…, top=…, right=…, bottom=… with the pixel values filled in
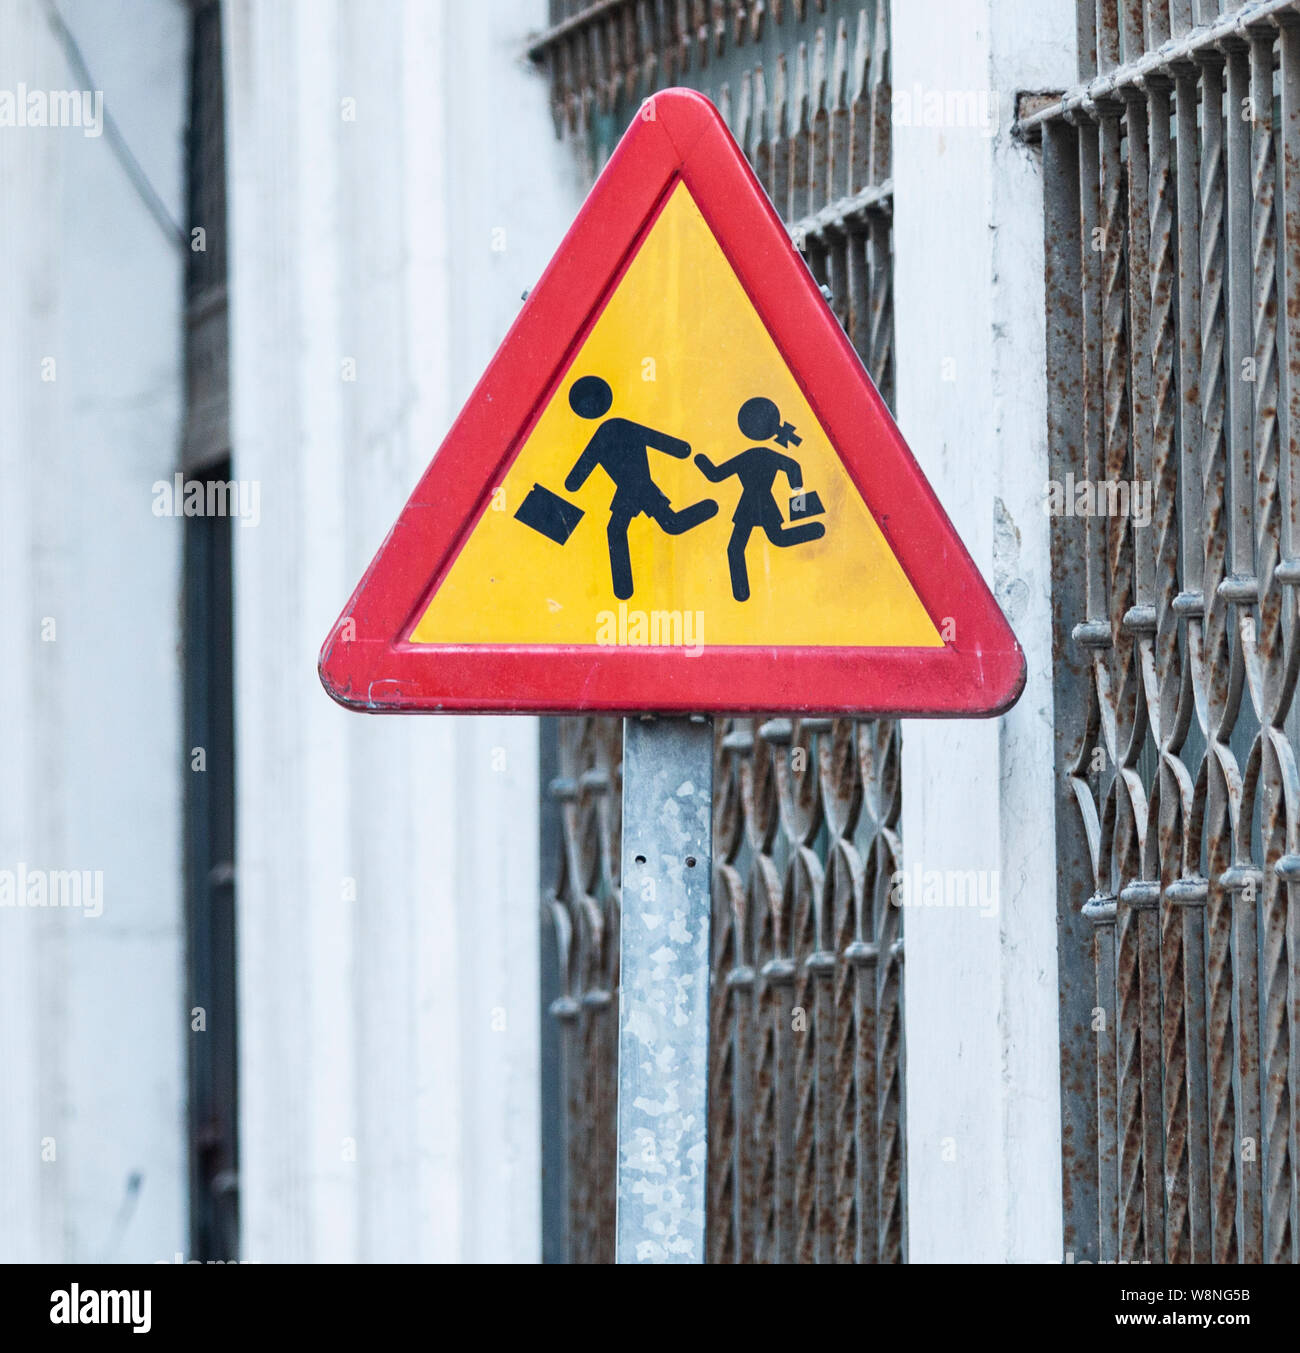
left=694, top=397, right=826, bottom=603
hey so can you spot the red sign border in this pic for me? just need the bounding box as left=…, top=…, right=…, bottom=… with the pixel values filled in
left=318, top=89, right=1025, bottom=717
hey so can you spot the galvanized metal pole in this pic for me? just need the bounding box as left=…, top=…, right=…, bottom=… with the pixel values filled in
left=615, top=714, right=713, bottom=1264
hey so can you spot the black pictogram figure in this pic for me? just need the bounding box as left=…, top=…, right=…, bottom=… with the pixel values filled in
left=563, top=375, right=719, bottom=599
left=694, top=397, right=826, bottom=603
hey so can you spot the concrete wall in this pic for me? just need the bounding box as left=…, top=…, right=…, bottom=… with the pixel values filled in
left=0, top=0, right=189, bottom=1263
left=222, top=0, right=575, bottom=1262
left=892, top=0, right=1076, bottom=1262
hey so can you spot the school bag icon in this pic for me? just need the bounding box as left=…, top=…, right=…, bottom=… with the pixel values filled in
left=788, top=489, right=825, bottom=522
left=515, top=482, right=584, bottom=546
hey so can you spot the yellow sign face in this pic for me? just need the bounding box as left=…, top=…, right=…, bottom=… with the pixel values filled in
left=410, top=182, right=941, bottom=650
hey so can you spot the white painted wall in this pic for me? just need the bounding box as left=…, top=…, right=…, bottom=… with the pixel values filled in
left=892, top=0, right=1075, bottom=1262
left=223, top=0, right=576, bottom=1262
left=0, top=0, right=188, bottom=1263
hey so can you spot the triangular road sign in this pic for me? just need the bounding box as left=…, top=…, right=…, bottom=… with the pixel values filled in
left=319, top=89, right=1024, bottom=716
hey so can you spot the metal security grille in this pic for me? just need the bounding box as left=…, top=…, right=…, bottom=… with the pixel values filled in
left=1019, top=0, right=1300, bottom=1264
left=531, top=0, right=905, bottom=1264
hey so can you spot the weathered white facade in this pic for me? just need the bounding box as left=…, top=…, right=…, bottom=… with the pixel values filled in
left=0, top=0, right=189, bottom=1264
left=0, top=0, right=1090, bottom=1265
left=1, top=0, right=569, bottom=1264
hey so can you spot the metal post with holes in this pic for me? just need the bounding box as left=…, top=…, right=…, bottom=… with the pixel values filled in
left=615, top=714, right=713, bottom=1263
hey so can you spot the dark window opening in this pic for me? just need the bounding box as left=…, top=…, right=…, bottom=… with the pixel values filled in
left=183, top=0, right=238, bottom=1262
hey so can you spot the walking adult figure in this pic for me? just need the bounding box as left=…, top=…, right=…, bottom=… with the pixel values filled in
left=564, top=375, right=718, bottom=600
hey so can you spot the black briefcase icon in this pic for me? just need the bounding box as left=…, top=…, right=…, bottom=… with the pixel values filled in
left=515, top=482, right=585, bottom=545
left=788, top=490, right=825, bottom=521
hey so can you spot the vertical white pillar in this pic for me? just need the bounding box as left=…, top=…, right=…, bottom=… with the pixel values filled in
left=892, top=1, right=1076, bottom=1262
left=224, top=0, right=574, bottom=1262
